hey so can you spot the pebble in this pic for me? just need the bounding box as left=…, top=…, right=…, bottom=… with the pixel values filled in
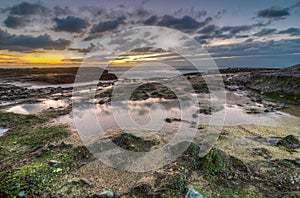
left=98, top=189, right=114, bottom=198
left=48, top=160, right=61, bottom=167
left=185, top=188, right=204, bottom=198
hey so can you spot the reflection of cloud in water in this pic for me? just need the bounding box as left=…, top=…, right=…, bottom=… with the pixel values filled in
left=60, top=98, right=198, bottom=138
left=57, top=98, right=300, bottom=136
left=6, top=100, right=68, bottom=115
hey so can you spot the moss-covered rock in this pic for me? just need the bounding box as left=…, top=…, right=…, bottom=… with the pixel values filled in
left=111, top=132, right=159, bottom=152
left=277, top=135, right=300, bottom=149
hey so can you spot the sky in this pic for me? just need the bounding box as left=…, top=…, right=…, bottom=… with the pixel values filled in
left=0, top=0, right=300, bottom=68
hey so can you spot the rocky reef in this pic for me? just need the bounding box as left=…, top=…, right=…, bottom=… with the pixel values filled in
left=244, top=64, right=300, bottom=103
left=0, top=67, right=117, bottom=84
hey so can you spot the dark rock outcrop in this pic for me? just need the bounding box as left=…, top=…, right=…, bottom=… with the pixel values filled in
left=0, top=67, right=117, bottom=84
left=244, top=64, right=300, bottom=103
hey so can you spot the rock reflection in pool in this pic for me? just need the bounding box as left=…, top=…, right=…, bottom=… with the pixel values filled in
left=6, top=100, right=68, bottom=115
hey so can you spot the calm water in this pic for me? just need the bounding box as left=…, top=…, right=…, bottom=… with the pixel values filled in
left=55, top=96, right=300, bottom=135
left=6, top=100, right=69, bottom=115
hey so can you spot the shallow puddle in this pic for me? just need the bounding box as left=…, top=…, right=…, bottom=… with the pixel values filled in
left=6, top=99, right=68, bottom=115
left=54, top=98, right=300, bottom=135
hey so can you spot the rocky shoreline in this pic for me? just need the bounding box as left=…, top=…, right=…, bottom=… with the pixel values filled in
left=0, top=67, right=117, bottom=84
left=0, top=65, right=299, bottom=197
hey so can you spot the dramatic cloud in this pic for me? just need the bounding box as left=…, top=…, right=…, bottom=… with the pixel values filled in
left=173, top=8, right=207, bottom=19
left=197, top=25, right=217, bottom=34
left=236, top=35, right=249, bottom=38
left=3, top=15, right=29, bottom=29
left=194, top=35, right=210, bottom=44
left=0, top=29, right=70, bottom=51
left=83, top=17, right=125, bottom=41
left=90, top=17, right=125, bottom=34
left=196, top=23, right=264, bottom=43
left=257, top=7, right=290, bottom=19
left=53, top=6, right=73, bottom=16
left=215, top=9, right=226, bottom=19
left=53, top=16, right=90, bottom=33
left=143, top=15, right=158, bottom=25
left=219, top=25, right=254, bottom=34
left=143, top=15, right=211, bottom=33
left=207, top=38, right=300, bottom=57
left=69, top=43, right=96, bottom=54
left=253, top=28, right=277, bottom=37
left=157, top=15, right=205, bottom=31
left=5, top=2, right=49, bottom=16
left=278, top=28, right=300, bottom=36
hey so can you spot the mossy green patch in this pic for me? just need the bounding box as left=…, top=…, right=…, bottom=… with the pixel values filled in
left=0, top=112, right=47, bottom=129
left=111, top=132, right=159, bottom=152
left=263, top=91, right=300, bottom=104
left=0, top=111, right=96, bottom=197
left=277, top=135, right=300, bottom=149
left=0, top=142, right=94, bottom=197
left=203, top=147, right=227, bottom=175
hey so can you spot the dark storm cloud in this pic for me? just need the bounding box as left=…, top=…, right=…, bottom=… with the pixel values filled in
left=219, top=25, right=254, bottom=34
left=53, top=6, right=73, bottom=16
left=207, top=38, right=300, bottom=57
left=78, top=6, right=105, bottom=18
left=257, top=7, right=289, bottom=19
left=143, top=15, right=211, bottom=33
left=236, top=35, right=249, bottom=38
left=69, top=43, right=96, bottom=54
left=143, top=15, right=158, bottom=25
left=53, top=16, right=90, bottom=33
left=278, top=28, right=300, bottom=36
left=157, top=15, right=205, bottom=31
left=3, top=15, right=29, bottom=29
left=89, top=17, right=125, bottom=34
left=83, top=17, right=125, bottom=41
left=0, top=29, right=70, bottom=51
left=4, top=2, right=50, bottom=16
left=215, top=9, right=226, bottom=19
left=173, top=8, right=207, bottom=19
left=244, top=38, right=254, bottom=42
left=195, top=23, right=263, bottom=43
left=194, top=36, right=210, bottom=44
left=132, top=7, right=151, bottom=17
left=194, top=34, right=215, bottom=45
left=253, top=28, right=277, bottom=37
left=198, top=25, right=217, bottom=34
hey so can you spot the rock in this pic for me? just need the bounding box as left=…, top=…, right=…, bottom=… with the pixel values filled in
left=245, top=64, right=300, bottom=103
left=96, top=189, right=114, bottom=198
left=60, top=141, right=73, bottom=147
left=131, top=183, right=152, bottom=196
left=165, top=118, right=172, bottom=123
left=74, top=177, right=93, bottom=187
left=131, top=177, right=153, bottom=196
left=165, top=118, right=182, bottom=123
left=99, top=97, right=110, bottom=105
left=185, top=188, right=204, bottom=198
left=48, top=160, right=61, bottom=167
left=198, top=108, right=211, bottom=115
left=47, top=143, right=56, bottom=149
left=18, top=191, right=25, bottom=197
left=245, top=108, right=263, bottom=114
left=277, top=135, right=300, bottom=149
